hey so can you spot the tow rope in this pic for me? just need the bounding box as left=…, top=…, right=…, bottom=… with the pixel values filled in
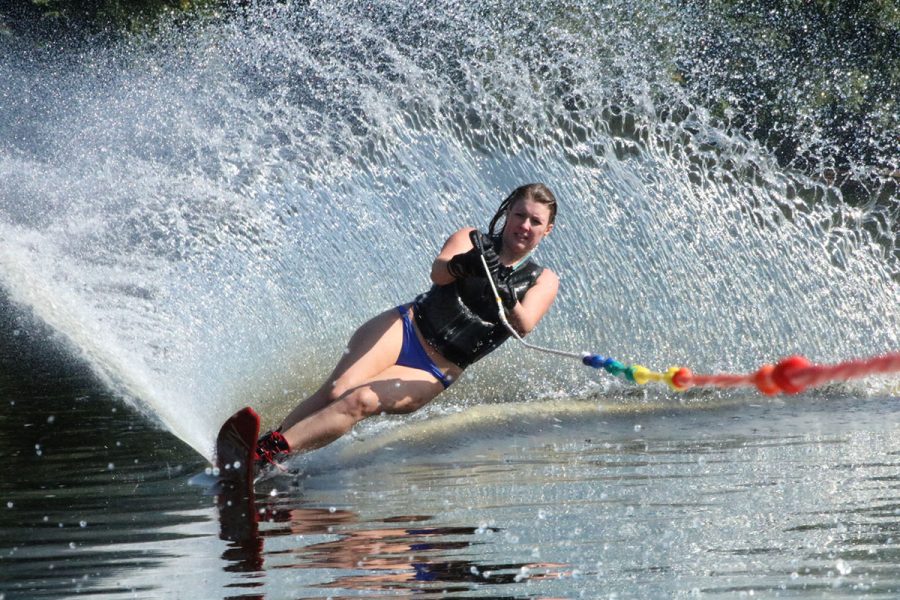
left=481, top=255, right=899, bottom=395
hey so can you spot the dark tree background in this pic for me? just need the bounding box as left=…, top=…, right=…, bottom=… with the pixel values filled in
left=1, top=0, right=221, bottom=39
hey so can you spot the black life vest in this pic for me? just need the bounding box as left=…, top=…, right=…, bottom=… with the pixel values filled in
left=412, top=259, right=544, bottom=368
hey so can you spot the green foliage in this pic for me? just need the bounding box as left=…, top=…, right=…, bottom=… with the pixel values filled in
left=681, top=0, right=900, bottom=178
left=5, top=0, right=222, bottom=38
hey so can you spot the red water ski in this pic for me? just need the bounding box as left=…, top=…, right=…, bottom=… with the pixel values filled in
left=215, top=406, right=260, bottom=491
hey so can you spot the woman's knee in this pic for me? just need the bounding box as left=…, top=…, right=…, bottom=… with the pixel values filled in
left=324, top=381, right=345, bottom=404
left=336, top=387, right=382, bottom=422
left=326, top=376, right=361, bottom=405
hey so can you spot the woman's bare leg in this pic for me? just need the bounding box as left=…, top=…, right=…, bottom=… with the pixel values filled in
left=281, top=366, right=445, bottom=452
left=279, top=308, right=401, bottom=432
left=276, top=306, right=463, bottom=454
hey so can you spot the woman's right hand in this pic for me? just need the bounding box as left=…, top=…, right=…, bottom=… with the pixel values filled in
left=447, top=231, right=499, bottom=279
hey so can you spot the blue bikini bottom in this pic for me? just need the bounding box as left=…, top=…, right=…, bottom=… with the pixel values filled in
left=395, top=305, right=453, bottom=388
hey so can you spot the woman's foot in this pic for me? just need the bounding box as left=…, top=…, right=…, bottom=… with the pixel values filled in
left=254, top=430, right=291, bottom=470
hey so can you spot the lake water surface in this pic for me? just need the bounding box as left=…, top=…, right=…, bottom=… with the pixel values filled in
left=2, top=346, right=898, bottom=598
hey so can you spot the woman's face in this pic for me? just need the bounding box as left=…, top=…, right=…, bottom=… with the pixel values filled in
left=501, top=197, right=554, bottom=258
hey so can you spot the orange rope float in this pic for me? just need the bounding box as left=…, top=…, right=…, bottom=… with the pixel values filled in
left=666, top=353, right=900, bottom=395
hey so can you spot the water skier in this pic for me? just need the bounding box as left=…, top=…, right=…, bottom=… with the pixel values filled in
left=253, top=183, right=559, bottom=468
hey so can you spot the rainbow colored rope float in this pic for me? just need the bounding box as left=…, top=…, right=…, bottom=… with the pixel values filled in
left=581, top=352, right=900, bottom=395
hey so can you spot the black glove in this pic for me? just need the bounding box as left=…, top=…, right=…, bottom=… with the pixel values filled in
left=447, top=231, right=500, bottom=279
left=470, top=230, right=501, bottom=275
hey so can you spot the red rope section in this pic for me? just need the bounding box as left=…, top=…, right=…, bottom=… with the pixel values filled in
left=670, top=352, right=900, bottom=395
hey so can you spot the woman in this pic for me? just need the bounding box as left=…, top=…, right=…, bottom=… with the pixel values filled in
left=254, top=183, right=559, bottom=467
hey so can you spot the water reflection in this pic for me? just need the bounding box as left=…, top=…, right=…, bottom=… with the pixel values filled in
left=217, top=489, right=570, bottom=596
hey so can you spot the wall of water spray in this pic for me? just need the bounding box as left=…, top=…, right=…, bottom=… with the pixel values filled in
left=0, top=0, right=896, bottom=455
